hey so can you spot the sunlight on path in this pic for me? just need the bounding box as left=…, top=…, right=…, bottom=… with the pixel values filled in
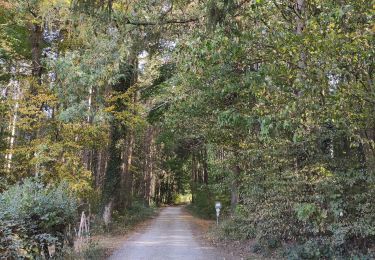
left=109, top=206, right=226, bottom=260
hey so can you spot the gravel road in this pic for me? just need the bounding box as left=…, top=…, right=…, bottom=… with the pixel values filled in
left=109, top=206, right=227, bottom=260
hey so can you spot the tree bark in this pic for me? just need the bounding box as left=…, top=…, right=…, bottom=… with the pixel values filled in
left=5, top=82, right=20, bottom=172
left=30, top=22, right=43, bottom=89
left=103, top=199, right=114, bottom=227
left=296, top=0, right=306, bottom=71
left=122, top=130, right=134, bottom=208
left=361, top=129, right=375, bottom=172
left=202, top=146, right=208, bottom=184
left=118, top=50, right=138, bottom=209
left=144, top=125, right=155, bottom=206
left=230, top=164, right=240, bottom=215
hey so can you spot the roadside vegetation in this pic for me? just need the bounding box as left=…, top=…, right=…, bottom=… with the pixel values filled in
left=67, top=202, right=158, bottom=259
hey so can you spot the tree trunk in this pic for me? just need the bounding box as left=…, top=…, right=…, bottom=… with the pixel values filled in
left=95, top=148, right=108, bottom=190
left=5, top=82, right=20, bottom=172
left=30, top=22, right=43, bottom=90
left=296, top=0, right=306, bottom=71
left=123, top=130, right=134, bottom=208
left=144, top=125, right=155, bottom=206
left=230, top=164, right=240, bottom=215
left=29, top=20, right=43, bottom=176
left=202, top=146, right=208, bottom=184
left=361, top=129, right=375, bottom=172
left=103, top=199, right=114, bottom=227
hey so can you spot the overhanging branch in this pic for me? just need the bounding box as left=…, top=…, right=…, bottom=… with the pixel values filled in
left=125, top=17, right=200, bottom=26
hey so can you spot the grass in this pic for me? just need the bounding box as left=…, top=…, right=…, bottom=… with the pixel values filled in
left=62, top=240, right=108, bottom=260
left=64, top=201, right=158, bottom=259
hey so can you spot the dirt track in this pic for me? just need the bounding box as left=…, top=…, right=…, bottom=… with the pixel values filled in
left=109, top=206, right=229, bottom=260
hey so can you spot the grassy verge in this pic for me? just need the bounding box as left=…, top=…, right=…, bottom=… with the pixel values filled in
left=98, top=201, right=157, bottom=235
left=185, top=204, right=273, bottom=259
left=62, top=241, right=108, bottom=260
left=206, top=217, right=282, bottom=259
left=63, top=201, right=158, bottom=259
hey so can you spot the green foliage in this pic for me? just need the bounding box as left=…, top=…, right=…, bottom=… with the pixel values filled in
left=187, top=186, right=217, bottom=219
left=172, top=193, right=192, bottom=205
left=93, top=200, right=157, bottom=235
left=216, top=216, right=256, bottom=241
left=0, top=4, right=32, bottom=60
left=114, top=201, right=156, bottom=226
left=0, top=178, right=77, bottom=258
left=1, top=0, right=374, bottom=258
left=153, top=0, right=375, bottom=257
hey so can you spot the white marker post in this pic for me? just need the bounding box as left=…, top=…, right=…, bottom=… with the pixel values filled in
left=215, top=202, right=222, bottom=226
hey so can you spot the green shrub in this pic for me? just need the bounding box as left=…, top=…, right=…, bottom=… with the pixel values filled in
left=286, top=238, right=332, bottom=259
left=0, top=178, right=77, bottom=258
left=217, top=217, right=256, bottom=241
left=242, top=168, right=375, bottom=257
left=188, top=186, right=218, bottom=219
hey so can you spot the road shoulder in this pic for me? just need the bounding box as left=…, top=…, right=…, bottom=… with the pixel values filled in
left=183, top=206, right=270, bottom=260
left=73, top=208, right=160, bottom=259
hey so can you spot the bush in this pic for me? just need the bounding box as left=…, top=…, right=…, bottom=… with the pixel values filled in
left=0, top=178, right=77, bottom=258
left=239, top=168, right=375, bottom=257
left=216, top=217, right=256, bottom=241
left=188, top=186, right=219, bottom=219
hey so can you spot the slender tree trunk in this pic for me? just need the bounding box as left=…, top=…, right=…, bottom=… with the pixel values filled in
left=123, top=130, right=134, bottom=208
left=191, top=152, right=197, bottom=203
left=95, top=148, right=108, bottom=190
left=42, top=244, right=50, bottom=259
left=144, top=125, right=155, bottom=206
left=83, top=84, right=96, bottom=171
left=30, top=22, right=43, bottom=89
left=202, top=146, right=208, bottom=184
left=230, top=164, right=240, bottom=215
left=29, top=20, right=43, bottom=176
left=103, top=199, right=114, bottom=227
left=150, top=132, right=160, bottom=203
left=294, top=0, right=306, bottom=171
left=295, top=0, right=306, bottom=70
left=361, top=129, right=375, bottom=172
left=5, top=82, right=20, bottom=172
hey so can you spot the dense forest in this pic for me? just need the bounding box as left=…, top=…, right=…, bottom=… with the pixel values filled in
left=0, top=0, right=374, bottom=258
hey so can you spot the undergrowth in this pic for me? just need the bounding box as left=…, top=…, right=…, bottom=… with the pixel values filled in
left=66, top=200, right=157, bottom=259
left=92, top=200, right=157, bottom=235
left=62, top=241, right=107, bottom=260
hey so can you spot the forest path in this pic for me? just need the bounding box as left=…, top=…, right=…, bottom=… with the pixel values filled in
left=109, top=206, right=228, bottom=260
